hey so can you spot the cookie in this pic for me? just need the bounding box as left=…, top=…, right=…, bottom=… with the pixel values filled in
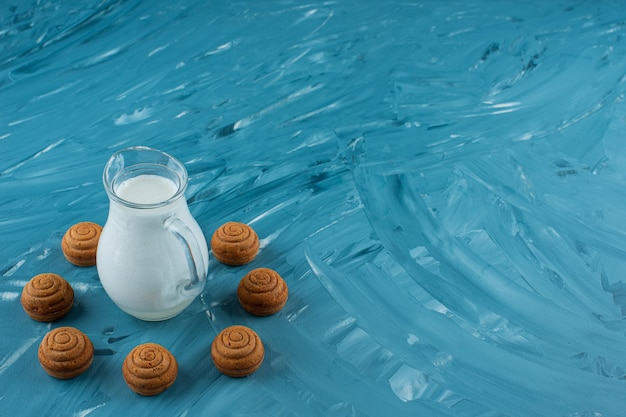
left=61, top=221, right=102, bottom=266
left=38, top=327, right=94, bottom=379
left=210, top=222, right=259, bottom=265
left=122, top=343, right=178, bottom=396
left=211, top=325, right=264, bottom=377
left=238, top=268, right=288, bottom=316
left=21, top=273, right=74, bottom=322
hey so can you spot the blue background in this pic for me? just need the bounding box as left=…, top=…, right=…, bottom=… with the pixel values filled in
left=1, top=0, right=625, bottom=415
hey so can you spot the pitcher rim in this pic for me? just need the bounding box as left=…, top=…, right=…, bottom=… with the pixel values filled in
left=103, top=146, right=188, bottom=209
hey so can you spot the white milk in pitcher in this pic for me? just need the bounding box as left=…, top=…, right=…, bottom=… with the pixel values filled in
left=115, top=174, right=178, bottom=204
left=97, top=173, right=195, bottom=320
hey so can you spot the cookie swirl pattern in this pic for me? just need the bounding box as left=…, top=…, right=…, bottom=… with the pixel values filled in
left=21, top=273, right=74, bottom=322
left=211, top=325, right=264, bottom=377
left=38, top=327, right=94, bottom=379
left=210, top=222, right=259, bottom=265
left=62, top=221, right=102, bottom=266
left=238, top=268, right=288, bottom=316
left=122, top=343, right=178, bottom=396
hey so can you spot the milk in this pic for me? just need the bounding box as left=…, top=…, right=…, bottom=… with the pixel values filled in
left=115, top=174, right=178, bottom=204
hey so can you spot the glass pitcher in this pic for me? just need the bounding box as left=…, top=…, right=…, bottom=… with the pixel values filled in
left=96, top=146, right=209, bottom=321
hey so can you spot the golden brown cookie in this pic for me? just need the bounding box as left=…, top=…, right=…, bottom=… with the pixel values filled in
left=61, top=221, right=102, bottom=266
left=238, top=268, right=288, bottom=316
left=122, top=343, right=178, bottom=396
left=210, top=222, right=259, bottom=265
left=38, top=327, right=94, bottom=379
left=211, top=325, right=264, bottom=377
left=21, top=273, right=74, bottom=322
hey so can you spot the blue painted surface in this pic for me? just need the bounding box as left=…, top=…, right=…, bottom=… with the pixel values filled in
left=1, top=0, right=626, bottom=415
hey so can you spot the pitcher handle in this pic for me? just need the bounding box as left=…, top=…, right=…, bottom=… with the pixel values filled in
left=163, top=216, right=207, bottom=297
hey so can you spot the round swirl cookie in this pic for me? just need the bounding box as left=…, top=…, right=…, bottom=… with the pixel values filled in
left=21, top=273, right=74, bottom=322
left=38, top=327, right=94, bottom=379
left=61, top=221, right=102, bottom=266
left=210, top=222, right=259, bottom=265
left=238, top=268, right=288, bottom=316
left=122, top=343, right=178, bottom=396
left=211, top=325, right=264, bottom=377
